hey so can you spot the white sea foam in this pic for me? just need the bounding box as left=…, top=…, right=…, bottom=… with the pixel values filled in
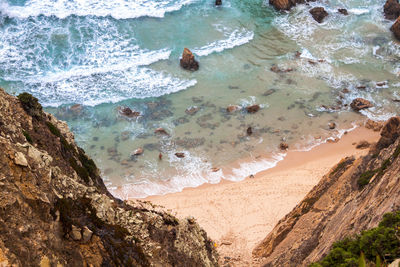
left=192, top=29, right=254, bottom=57
left=1, top=0, right=196, bottom=19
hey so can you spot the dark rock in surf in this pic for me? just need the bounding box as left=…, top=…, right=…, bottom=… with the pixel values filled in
left=215, top=0, right=222, bottom=6
left=310, top=7, right=328, bottom=23
left=175, top=152, right=185, bottom=158
left=246, top=105, right=260, bottom=114
left=350, top=98, right=373, bottom=111
left=338, top=8, right=348, bottom=15
left=384, top=0, right=400, bottom=20
left=391, top=17, right=400, bottom=41
left=180, top=48, right=199, bottom=71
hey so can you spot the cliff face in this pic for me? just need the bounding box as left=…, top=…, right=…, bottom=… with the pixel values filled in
left=0, top=89, right=218, bottom=267
left=253, top=117, right=400, bottom=266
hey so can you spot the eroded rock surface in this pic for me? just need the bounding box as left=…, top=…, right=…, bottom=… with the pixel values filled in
left=0, top=89, right=218, bottom=266
left=253, top=117, right=400, bottom=266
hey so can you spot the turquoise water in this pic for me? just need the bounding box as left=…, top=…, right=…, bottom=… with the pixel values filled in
left=1, top=0, right=399, bottom=198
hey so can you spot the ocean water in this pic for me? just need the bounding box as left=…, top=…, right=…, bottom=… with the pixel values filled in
left=1, top=0, right=399, bottom=198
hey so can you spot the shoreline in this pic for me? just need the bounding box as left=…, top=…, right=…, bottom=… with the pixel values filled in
left=143, top=126, right=380, bottom=264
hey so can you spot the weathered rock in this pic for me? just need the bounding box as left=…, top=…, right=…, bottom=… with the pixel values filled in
left=350, top=98, right=373, bottom=111
left=269, top=0, right=293, bottom=11
left=0, top=88, right=219, bottom=266
left=175, top=152, right=185, bottom=158
left=338, top=8, right=348, bottom=15
left=82, top=226, right=93, bottom=243
left=391, top=17, right=400, bottom=41
left=185, top=106, right=199, bottom=115
left=132, top=147, right=144, bottom=156
left=246, top=105, right=260, bottom=114
left=119, top=106, right=140, bottom=118
left=247, top=127, right=253, bottom=135
left=384, top=0, right=400, bottom=20
left=226, top=105, right=240, bottom=113
left=180, top=48, right=199, bottom=71
left=279, top=142, right=289, bottom=150
left=310, top=7, right=328, bottom=23
left=365, top=119, right=384, bottom=132
left=254, top=119, right=400, bottom=266
left=14, top=152, right=28, bottom=167
left=154, top=128, right=169, bottom=136
left=70, top=225, right=82, bottom=241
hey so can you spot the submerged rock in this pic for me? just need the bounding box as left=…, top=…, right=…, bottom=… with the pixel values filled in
left=338, top=8, right=348, bottom=15
left=246, top=105, right=260, bottom=114
left=185, top=106, right=199, bottom=115
left=384, top=0, right=400, bottom=20
left=175, top=152, right=185, bottom=158
left=350, top=98, right=373, bottom=111
left=215, top=0, right=222, bottom=5
left=180, top=48, right=199, bottom=71
left=310, top=7, right=328, bottom=23
left=226, top=105, right=240, bottom=113
left=328, top=122, right=336, bottom=130
left=118, top=106, right=140, bottom=118
left=247, top=127, right=253, bottom=135
left=391, top=17, right=400, bottom=41
left=132, top=147, right=144, bottom=156
left=154, top=128, right=169, bottom=136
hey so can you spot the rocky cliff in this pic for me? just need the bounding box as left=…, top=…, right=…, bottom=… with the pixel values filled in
left=253, top=117, right=400, bottom=266
left=0, top=88, right=218, bottom=267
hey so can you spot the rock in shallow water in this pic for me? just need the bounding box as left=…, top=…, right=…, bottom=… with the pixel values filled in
left=391, top=17, right=400, bottom=41
left=180, top=48, right=199, bottom=71
left=350, top=98, right=373, bottom=111
left=310, top=7, right=328, bottom=23
left=384, top=0, right=400, bottom=20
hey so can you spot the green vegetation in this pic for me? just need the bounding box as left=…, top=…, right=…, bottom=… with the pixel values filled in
left=357, top=143, right=400, bottom=188
left=17, top=92, right=42, bottom=119
left=22, top=130, right=33, bottom=143
left=46, top=121, right=61, bottom=137
left=309, top=211, right=400, bottom=267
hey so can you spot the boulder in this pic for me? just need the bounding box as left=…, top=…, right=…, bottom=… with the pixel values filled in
left=180, top=48, right=199, bottom=71
left=279, top=142, right=289, bottom=150
left=14, top=152, right=28, bottom=167
left=310, top=7, right=328, bottom=23
left=132, top=148, right=144, bottom=156
left=82, top=226, right=93, bottom=243
left=356, top=140, right=370, bottom=149
left=154, top=128, right=169, bottom=136
left=365, top=119, right=383, bottom=132
left=350, top=98, right=373, bottom=111
left=175, top=152, right=185, bottom=158
left=376, top=116, right=400, bottom=149
left=215, top=0, right=222, bottom=5
left=269, top=0, right=293, bottom=11
left=119, top=107, right=140, bottom=118
left=338, top=8, right=348, bottom=15
left=70, top=225, right=82, bottom=241
left=328, top=122, right=336, bottom=130
left=226, top=105, right=240, bottom=113
left=246, top=105, right=260, bottom=113
left=247, top=127, right=253, bottom=135
left=391, top=17, right=400, bottom=41
left=384, top=0, right=400, bottom=20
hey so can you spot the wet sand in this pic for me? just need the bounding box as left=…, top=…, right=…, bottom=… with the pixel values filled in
left=144, top=126, right=380, bottom=264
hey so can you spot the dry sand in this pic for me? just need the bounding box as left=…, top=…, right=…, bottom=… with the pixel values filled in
left=144, top=126, right=380, bottom=265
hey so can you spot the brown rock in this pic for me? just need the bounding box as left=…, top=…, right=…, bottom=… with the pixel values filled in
left=247, top=127, right=253, bottom=135
left=338, top=8, right=348, bottom=15
left=391, top=17, right=400, bottom=41
left=175, top=152, right=185, bottom=158
left=159, top=153, right=163, bottom=160
left=14, top=152, right=28, bottom=167
left=226, top=105, right=240, bottom=113
left=132, top=148, right=144, bottom=156
left=269, top=0, right=293, bottom=11
left=185, top=106, right=199, bottom=115
left=154, top=128, right=169, bottom=135
left=279, top=142, right=289, bottom=150
left=180, top=48, right=199, bottom=71
left=365, top=119, right=384, bottom=132
left=341, top=88, right=350, bottom=94
left=119, top=107, right=140, bottom=117
left=350, top=98, right=373, bottom=111
left=246, top=105, right=260, bottom=114
left=309, top=7, right=328, bottom=23
left=380, top=116, right=400, bottom=144
left=211, top=167, right=220, bottom=172
left=328, top=122, right=336, bottom=130
left=384, top=0, right=400, bottom=20
left=215, top=0, right=222, bottom=5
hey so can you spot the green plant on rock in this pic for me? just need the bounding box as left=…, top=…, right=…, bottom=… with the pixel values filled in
left=309, top=211, right=400, bottom=267
left=17, top=92, right=43, bottom=119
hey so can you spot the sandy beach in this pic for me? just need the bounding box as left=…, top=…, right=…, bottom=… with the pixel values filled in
left=145, top=126, right=380, bottom=264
